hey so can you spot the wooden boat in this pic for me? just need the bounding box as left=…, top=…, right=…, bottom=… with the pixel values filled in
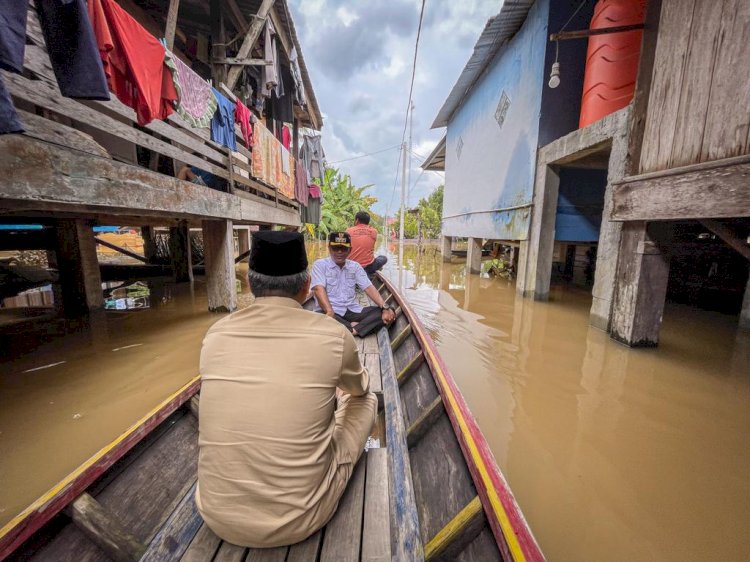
left=0, top=277, right=544, bottom=562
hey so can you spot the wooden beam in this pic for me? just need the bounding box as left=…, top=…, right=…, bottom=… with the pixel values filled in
left=391, top=324, right=413, bottom=353
left=68, top=493, right=145, bottom=562
left=213, top=57, right=270, bottom=66
left=189, top=396, right=200, bottom=418
left=406, top=396, right=443, bottom=448
left=268, top=5, right=292, bottom=58
left=165, top=0, right=180, bottom=50
left=700, top=220, right=750, bottom=261
left=423, top=496, right=484, bottom=561
left=397, top=351, right=424, bottom=387
left=225, top=0, right=277, bottom=91
left=612, top=156, right=750, bottom=221
left=378, top=328, right=424, bottom=561
left=549, top=23, right=644, bottom=42
left=139, top=482, right=203, bottom=561
left=626, top=0, right=663, bottom=175
left=94, top=237, right=148, bottom=263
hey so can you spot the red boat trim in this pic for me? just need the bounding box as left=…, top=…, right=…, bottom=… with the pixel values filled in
left=0, top=376, right=201, bottom=560
left=379, top=275, right=545, bottom=562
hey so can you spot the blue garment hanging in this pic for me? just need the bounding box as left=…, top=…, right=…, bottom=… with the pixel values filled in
left=210, top=88, right=237, bottom=151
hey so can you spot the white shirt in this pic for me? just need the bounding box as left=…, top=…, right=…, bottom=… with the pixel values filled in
left=311, top=257, right=372, bottom=315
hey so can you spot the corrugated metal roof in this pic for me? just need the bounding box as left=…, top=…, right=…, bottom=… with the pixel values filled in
left=431, top=0, right=535, bottom=129
left=420, top=135, right=446, bottom=171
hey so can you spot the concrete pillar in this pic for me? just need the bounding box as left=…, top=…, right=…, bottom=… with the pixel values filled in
left=53, top=219, right=103, bottom=314
left=590, top=122, right=628, bottom=331
left=740, top=274, right=750, bottom=331
left=515, top=240, right=530, bottom=293
left=141, top=226, right=158, bottom=264
left=169, top=220, right=193, bottom=283
left=237, top=227, right=250, bottom=260
left=518, top=164, right=560, bottom=300
left=441, top=235, right=453, bottom=262
left=202, top=219, right=237, bottom=313
left=610, top=222, right=672, bottom=347
left=467, top=237, right=482, bottom=274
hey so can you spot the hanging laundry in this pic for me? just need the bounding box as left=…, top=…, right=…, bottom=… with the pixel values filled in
left=300, top=135, right=325, bottom=181
left=260, top=20, right=282, bottom=98
left=281, top=146, right=290, bottom=175
left=88, top=0, right=177, bottom=126
left=294, top=160, right=309, bottom=206
left=252, top=119, right=294, bottom=199
left=289, top=47, right=306, bottom=107
left=165, top=51, right=217, bottom=128
left=211, top=88, right=237, bottom=151
left=281, top=123, right=292, bottom=150
left=235, top=100, right=253, bottom=148
left=304, top=184, right=322, bottom=225
left=0, top=0, right=109, bottom=133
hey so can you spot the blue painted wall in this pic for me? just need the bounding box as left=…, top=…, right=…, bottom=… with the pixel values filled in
left=442, top=0, right=549, bottom=240
left=555, top=168, right=607, bottom=242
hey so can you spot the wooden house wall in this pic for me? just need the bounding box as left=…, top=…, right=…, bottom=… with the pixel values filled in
left=639, top=0, right=750, bottom=174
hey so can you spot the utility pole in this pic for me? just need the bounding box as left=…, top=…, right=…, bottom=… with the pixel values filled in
left=399, top=140, right=407, bottom=243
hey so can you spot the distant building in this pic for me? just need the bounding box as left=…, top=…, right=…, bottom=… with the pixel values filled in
left=428, top=0, right=750, bottom=347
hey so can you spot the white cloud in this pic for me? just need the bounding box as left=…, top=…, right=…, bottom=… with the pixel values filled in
left=289, top=0, right=500, bottom=213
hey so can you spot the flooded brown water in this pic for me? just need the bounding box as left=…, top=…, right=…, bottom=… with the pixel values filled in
left=1, top=242, right=749, bottom=561
left=383, top=243, right=750, bottom=562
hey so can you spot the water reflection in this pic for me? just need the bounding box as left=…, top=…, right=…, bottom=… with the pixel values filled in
left=380, top=241, right=750, bottom=562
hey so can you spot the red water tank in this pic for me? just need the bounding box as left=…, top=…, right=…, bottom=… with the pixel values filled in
left=579, top=0, right=646, bottom=128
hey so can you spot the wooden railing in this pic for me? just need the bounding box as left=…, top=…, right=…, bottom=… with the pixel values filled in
left=4, top=9, right=298, bottom=212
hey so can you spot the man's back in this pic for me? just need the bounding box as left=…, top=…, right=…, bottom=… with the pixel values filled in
left=196, top=296, right=368, bottom=547
left=347, top=223, right=377, bottom=266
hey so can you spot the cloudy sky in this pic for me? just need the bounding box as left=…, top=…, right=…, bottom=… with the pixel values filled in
left=288, top=0, right=500, bottom=216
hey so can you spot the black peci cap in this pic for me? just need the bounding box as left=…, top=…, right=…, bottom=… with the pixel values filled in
left=328, top=231, right=351, bottom=247
left=249, top=231, right=308, bottom=276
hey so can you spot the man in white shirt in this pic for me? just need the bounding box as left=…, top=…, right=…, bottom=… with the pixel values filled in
left=311, top=232, right=396, bottom=337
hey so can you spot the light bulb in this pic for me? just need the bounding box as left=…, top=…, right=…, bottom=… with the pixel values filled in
left=548, top=62, right=561, bottom=89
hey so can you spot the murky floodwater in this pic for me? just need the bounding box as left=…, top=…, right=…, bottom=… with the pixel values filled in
left=2, top=242, right=749, bottom=561
left=382, top=242, right=750, bottom=562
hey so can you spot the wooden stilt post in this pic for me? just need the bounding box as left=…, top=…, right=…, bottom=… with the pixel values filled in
left=141, top=226, right=158, bottom=264
left=169, top=221, right=193, bottom=283
left=740, top=274, right=750, bottom=331
left=441, top=235, right=452, bottom=263
left=610, top=221, right=672, bottom=347
left=466, top=237, right=482, bottom=275
left=202, top=219, right=238, bottom=312
left=53, top=219, right=103, bottom=314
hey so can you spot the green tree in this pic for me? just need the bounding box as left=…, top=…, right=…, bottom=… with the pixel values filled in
left=395, top=185, right=444, bottom=239
left=315, top=167, right=377, bottom=238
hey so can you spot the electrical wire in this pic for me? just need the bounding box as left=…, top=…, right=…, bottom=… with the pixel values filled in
left=387, top=0, right=428, bottom=224
left=326, top=144, right=400, bottom=165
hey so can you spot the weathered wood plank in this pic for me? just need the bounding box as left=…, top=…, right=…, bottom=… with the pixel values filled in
left=68, top=493, right=145, bottom=562
left=612, top=156, right=750, bottom=220
left=319, top=457, right=366, bottom=562
left=285, top=530, right=322, bottom=562
left=356, top=337, right=365, bottom=354
left=180, top=524, right=222, bottom=561
left=700, top=220, right=750, bottom=261
left=245, top=545, right=288, bottom=561
left=138, top=482, right=202, bottom=562
left=165, top=0, right=180, bottom=50
left=378, top=328, right=424, bottom=562
left=364, top=353, right=382, bottom=395
left=406, top=397, right=444, bottom=449
left=391, top=325, right=413, bottom=353
left=397, top=351, right=425, bottom=387
left=423, top=496, right=484, bottom=562
left=363, top=334, right=379, bottom=354
left=701, top=0, right=750, bottom=162
left=15, top=109, right=110, bottom=158
left=362, top=448, right=390, bottom=562
left=638, top=0, right=695, bottom=173
left=668, top=0, right=722, bottom=168
left=213, top=541, right=246, bottom=562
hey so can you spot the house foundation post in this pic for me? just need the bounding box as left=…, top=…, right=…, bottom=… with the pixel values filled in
left=202, top=219, right=237, bottom=313
left=467, top=237, right=482, bottom=274
left=169, top=220, right=193, bottom=283
left=441, top=235, right=452, bottom=262
left=53, top=219, right=103, bottom=314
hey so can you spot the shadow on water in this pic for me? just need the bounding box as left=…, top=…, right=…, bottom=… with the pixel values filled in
left=380, top=241, right=750, bottom=562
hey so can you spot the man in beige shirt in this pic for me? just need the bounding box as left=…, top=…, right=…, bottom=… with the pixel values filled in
left=196, top=231, right=378, bottom=548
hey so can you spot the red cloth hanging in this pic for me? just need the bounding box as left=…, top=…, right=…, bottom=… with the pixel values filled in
left=281, top=124, right=291, bottom=149
left=235, top=100, right=253, bottom=147
left=88, top=0, right=177, bottom=126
